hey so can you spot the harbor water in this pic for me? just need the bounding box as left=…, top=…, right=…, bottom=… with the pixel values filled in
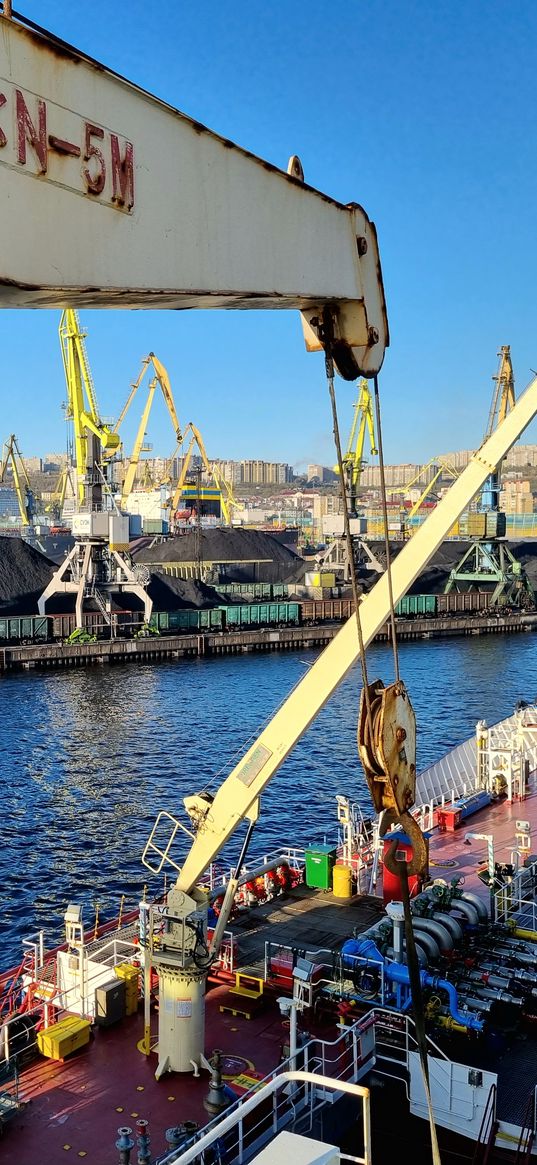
left=1, top=632, right=536, bottom=967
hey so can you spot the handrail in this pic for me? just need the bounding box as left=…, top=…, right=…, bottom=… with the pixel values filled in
left=159, top=1071, right=372, bottom=1165
left=472, top=1082, right=497, bottom=1165
left=514, top=1085, right=536, bottom=1164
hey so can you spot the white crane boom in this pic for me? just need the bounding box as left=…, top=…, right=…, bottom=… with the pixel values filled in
left=0, top=13, right=387, bottom=378
left=176, top=373, right=537, bottom=893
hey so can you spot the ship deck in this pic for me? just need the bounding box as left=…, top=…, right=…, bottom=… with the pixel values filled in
left=3, top=778, right=537, bottom=1162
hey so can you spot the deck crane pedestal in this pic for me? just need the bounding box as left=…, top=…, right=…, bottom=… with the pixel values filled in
left=38, top=311, right=152, bottom=627
left=446, top=346, right=533, bottom=606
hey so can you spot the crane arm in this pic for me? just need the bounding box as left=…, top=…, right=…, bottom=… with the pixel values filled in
left=114, top=358, right=152, bottom=435
left=176, top=371, right=537, bottom=893
left=149, top=355, right=182, bottom=442
left=0, top=434, right=31, bottom=525
left=0, top=15, right=387, bottom=379
left=120, top=378, right=158, bottom=506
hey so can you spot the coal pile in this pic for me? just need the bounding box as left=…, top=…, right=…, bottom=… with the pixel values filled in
left=0, top=537, right=55, bottom=614
left=360, top=540, right=473, bottom=594
left=148, top=573, right=230, bottom=610
left=135, top=528, right=305, bottom=585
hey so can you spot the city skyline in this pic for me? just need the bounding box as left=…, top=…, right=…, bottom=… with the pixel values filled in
left=2, top=2, right=537, bottom=465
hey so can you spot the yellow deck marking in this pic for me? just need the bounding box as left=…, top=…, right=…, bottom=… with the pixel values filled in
left=62, top=1146, right=71, bottom=1152
left=78, top=1154, right=87, bottom=1159
left=116, top=1106, right=124, bottom=1112
left=167, top=1095, right=175, bottom=1101
left=136, top=1085, right=145, bottom=1091
left=130, top=1112, right=139, bottom=1118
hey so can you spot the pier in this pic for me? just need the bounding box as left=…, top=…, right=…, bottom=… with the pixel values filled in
left=1, top=611, right=536, bottom=672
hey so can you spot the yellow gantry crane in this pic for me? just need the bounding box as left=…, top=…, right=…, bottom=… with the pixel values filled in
left=59, top=309, right=121, bottom=505
left=114, top=352, right=182, bottom=508
left=169, top=422, right=237, bottom=525
left=0, top=434, right=36, bottom=526
left=334, top=378, right=377, bottom=514
left=39, top=312, right=153, bottom=625
left=44, top=464, right=73, bottom=521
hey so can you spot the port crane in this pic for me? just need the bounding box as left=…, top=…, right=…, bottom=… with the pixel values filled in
left=169, top=422, right=237, bottom=526
left=38, top=312, right=152, bottom=626
left=4, top=10, right=537, bottom=1085
left=113, top=353, right=182, bottom=510
left=334, top=378, right=377, bottom=515
left=0, top=434, right=37, bottom=526
left=445, top=346, right=533, bottom=605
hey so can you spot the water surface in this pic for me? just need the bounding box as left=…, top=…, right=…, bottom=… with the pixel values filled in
left=1, top=632, right=534, bottom=965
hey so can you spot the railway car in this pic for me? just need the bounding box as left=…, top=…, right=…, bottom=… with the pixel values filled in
left=0, top=615, right=49, bottom=644
left=50, top=611, right=143, bottom=640
left=222, top=602, right=300, bottom=629
left=300, top=598, right=354, bottom=623
left=217, top=583, right=289, bottom=600
left=395, top=594, right=437, bottom=618
left=436, top=591, right=492, bottom=614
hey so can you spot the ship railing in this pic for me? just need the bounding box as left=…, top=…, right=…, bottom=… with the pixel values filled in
left=156, top=1021, right=376, bottom=1165
left=363, top=1008, right=453, bottom=1101
left=54, top=936, right=140, bottom=1017
left=472, top=1082, right=498, bottom=1165
left=208, top=846, right=307, bottom=891
left=513, top=1084, right=537, bottom=1164
left=156, top=1070, right=373, bottom=1165
left=413, top=799, right=435, bottom=833
left=492, top=857, right=537, bottom=932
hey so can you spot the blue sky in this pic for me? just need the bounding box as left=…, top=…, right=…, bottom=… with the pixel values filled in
left=4, top=1, right=537, bottom=469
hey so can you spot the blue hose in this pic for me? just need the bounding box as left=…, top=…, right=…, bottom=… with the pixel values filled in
left=385, top=962, right=484, bottom=1032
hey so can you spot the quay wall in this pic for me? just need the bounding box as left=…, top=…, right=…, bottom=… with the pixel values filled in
left=1, top=612, right=536, bottom=672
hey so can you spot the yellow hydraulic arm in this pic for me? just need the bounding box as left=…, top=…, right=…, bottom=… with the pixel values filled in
left=0, top=434, right=33, bottom=526
left=59, top=310, right=120, bottom=504
left=174, top=371, right=537, bottom=899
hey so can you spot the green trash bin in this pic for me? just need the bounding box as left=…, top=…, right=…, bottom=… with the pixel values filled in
left=305, top=845, right=337, bottom=890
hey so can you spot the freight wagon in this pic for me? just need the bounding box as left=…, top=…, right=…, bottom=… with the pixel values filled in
left=150, top=603, right=300, bottom=634
left=50, top=611, right=144, bottom=640
left=436, top=591, right=492, bottom=614
left=395, top=594, right=437, bottom=618
left=0, top=615, right=49, bottom=644
left=153, top=609, right=224, bottom=633
left=217, top=583, right=289, bottom=600
left=300, top=598, right=354, bottom=623
left=220, top=602, right=300, bottom=628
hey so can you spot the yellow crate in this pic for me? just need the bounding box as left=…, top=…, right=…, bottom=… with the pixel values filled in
left=115, top=964, right=139, bottom=1015
left=37, top=1016, right=91, bottom=1061
left=114, top=962, right=139, bottom=982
